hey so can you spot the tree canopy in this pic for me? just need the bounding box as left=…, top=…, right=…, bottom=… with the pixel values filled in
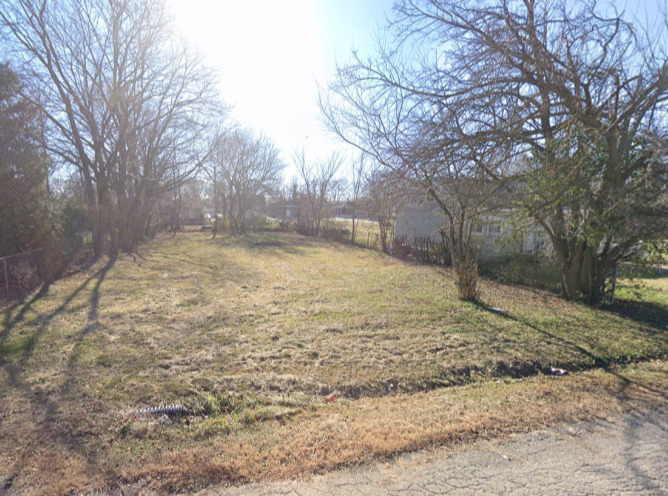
left=1, top=0, right=224, bottom=256
left=322, top=0, right=668, bottom=302
left=0, top=64, right=53, bottom=258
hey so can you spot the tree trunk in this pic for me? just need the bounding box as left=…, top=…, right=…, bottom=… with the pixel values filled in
left=351, top=209, right=357, bottom=244
left=83, top=175, right=105, bottom=258
left=557, top=241, right=608, bottom=303
left=173, top=192, right=182, bottom=234
left=378, top=218, right=389, bottom=252
left=443, top=223, right=478, bottom=301
left=106, top=193, right=120, bottom=257
left=212, top=166, right=218, bottom=238
left=91, top=207, right=106, bottom=258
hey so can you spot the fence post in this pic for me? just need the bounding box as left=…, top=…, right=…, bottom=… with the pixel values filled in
left=3, top=258, right=8, bottom=296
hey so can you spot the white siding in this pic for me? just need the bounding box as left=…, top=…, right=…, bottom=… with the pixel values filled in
left=394, top=204, right=446, bottom=244
left=394, top=203, right=552, bottom=260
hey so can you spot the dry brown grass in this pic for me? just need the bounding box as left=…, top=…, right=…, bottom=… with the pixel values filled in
left=127, top=361, right=668, bottom=493
left=0, top=231, right=666, bottom=494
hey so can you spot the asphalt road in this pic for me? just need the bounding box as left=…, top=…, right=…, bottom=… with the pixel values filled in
left=199, top=409, right=668, bottom=496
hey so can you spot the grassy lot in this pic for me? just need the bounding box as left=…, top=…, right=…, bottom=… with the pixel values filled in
left=617, top=268, right=668, bottom=307
left=0, top=231, right=666, bottom=494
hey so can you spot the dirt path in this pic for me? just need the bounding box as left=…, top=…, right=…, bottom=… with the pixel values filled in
left=198, top=408, right=668, bottom=496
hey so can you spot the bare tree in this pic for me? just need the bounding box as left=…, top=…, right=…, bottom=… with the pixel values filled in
left=1, top=0, right=222, bottom=255
left=322, top=0, right=668, bottom=303
left=363, top=168, right=404, bottom=254
left=294, top=149, right=344, bottom=237
left=164, top=176, right=207, bottom=232
left=399, top=0, right=668, bottom=302
left=320, top=63, right=502, bottom=300
left=210, top=126, right=284, bottom=232
left=349, top=153, right=367, bottom=244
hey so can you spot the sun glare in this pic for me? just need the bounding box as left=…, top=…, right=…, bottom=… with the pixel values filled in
left=168, top=0, right=332, bottom=161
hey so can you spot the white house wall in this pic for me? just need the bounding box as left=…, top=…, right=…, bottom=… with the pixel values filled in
left=394, top=203, right=551, bottom=260
left=394, top=204, right=447, bottom=244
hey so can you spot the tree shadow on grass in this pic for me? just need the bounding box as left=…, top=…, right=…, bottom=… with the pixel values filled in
left=2, top=256, right=116, bottom=381
left=606, top=299, right=668, bottom=330
left=0, top=256, right=117, bottom=491
left=1, top=259, right=113, bottom=365
left=479, top=264, right=668, bottom=330
left=0, top=255, right=104, bottom=352
left=475, top=303, right=605, bottom=365
left=475, top=303, right=664, bottom=368
left=209, top=231, right=309, bottom=257
left=60, top=257, right=116, bottom=394
left=146, top=251, right=258, bottom=287
left=474, top=302, right=667, bottom=404
left=1, top=281, right=53, bottom=354
left=250, top=239, right=306, bottom=255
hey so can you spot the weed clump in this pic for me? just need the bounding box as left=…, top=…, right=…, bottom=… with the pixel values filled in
left=455, top=255, right=479, bottom=301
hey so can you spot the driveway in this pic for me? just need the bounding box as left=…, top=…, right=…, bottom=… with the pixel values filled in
left=198, top=409, right=667, bottom=495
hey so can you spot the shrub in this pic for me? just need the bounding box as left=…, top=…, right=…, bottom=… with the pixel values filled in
left=455, top=255, right=479, bottom=301
left=479, top=252, right=561, bottom=293
left=61, top=202, right=90, bottom=256
left=392, top=235, right=411, bottom=258
left=321, top=221, right=349, bottom=242
left=9, top=260, right=39, bottom=292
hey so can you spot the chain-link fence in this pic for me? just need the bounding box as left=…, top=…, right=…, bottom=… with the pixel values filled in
left=0, top=248, right=44, bottom=300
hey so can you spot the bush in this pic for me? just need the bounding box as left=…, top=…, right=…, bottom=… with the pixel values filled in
left=321, top=222, right=349, bottom=242
left=9, top=260, right=39, bottom=292
left=455, top=255, right=479, bottom=301
left=479, top=253, right=561, bottom=293
left=61, top=202, right=90, bottom=256
left=247, top=215, right=279, bottom=232
left=391, top=235, right=449, bottom=264
left=392, top=235, right=411, bottom=258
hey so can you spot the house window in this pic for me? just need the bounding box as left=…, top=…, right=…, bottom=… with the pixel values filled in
left=472, top=220, right=484, bottom=234
left=487, top=223, right=501, bottom=235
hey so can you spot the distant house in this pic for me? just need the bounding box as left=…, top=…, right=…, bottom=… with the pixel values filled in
left=202, top=205, right=217, bottom=221
left=394, top=196, right=549, bottom=261
left=283, top=204, right=299, bottom=221
left=244, top=209, right=263, bottom=222
left=265, top=203, right=299, bottom=222
left=333, top=201, right=360, bottom=219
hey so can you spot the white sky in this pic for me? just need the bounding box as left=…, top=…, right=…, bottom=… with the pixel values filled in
left=168, top=0, right=394, bottom=176
left=167, top=0, right=660, bottom=179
